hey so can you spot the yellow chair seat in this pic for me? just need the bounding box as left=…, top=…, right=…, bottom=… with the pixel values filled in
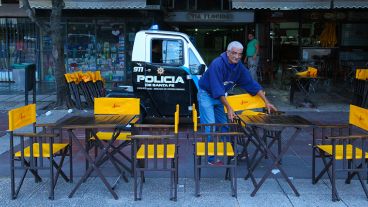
left=90, top=131, right=131, bottom=141
left=317, top=144, right=368, bottom=160
left=15, top=143, right=69, bottom=158
left=196, top=142, right=234, bottom=156
left=136, top=144, right=176, bottom=159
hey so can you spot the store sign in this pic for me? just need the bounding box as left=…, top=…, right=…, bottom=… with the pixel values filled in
left=188, top=13, right=232, bottom=21
left=165, top=12, right=254, bottom=23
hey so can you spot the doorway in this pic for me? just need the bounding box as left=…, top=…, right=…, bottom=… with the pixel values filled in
left=179, top=25, right=246, bottom=65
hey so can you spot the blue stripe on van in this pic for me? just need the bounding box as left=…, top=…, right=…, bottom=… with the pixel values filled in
left=180, top=66, right=199, bottom=89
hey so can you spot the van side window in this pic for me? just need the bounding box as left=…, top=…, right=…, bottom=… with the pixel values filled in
left=151, top=39, right=183, bottom=65
left=151, top=39, right=163, bottom=63
left=189, top=49, right=200, bottom=71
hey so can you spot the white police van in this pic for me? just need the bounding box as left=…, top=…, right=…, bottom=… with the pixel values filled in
left=129, top=30, right=206, bottom=118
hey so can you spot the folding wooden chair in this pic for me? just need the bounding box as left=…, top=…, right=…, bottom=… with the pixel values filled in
left=192, top=103, right=241, bottom=197
left=313, top=105, right=368, bottom=201
left=8, top=104, right=71, bottom=200
left=130, top=104, right=179, bottom=201
left=226, top=94, right=282, bottom=183
left=290, top=66, right=321, bottom=105
left=87, top=97, right=140, bottom=175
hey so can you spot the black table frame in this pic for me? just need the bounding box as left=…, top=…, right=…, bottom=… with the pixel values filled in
left=58, top=114, right=137, bottom=200
left=237, top=114, right=312, bottom=197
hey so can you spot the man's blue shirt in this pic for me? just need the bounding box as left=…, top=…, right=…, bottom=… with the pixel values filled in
left=198, top=52, right=262, bottom=99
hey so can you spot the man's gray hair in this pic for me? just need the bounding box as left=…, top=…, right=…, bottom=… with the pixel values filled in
left=227, top=41, right=243, bottom=51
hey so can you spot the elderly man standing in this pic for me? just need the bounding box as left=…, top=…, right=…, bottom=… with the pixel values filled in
left=197, top=41, right=276, bottom=165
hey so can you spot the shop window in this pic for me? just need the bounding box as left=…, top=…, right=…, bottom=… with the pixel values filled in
left=197, top=0, right=221, bottom=10
left=66, top=23, right=96, bottom=72
left=271, top=22, right=299, bottom=61
left=95, top=23, right=126, bottom=81
left=2, top=0, right=19, bottom=3
left=174, top=0, right=187, bottom=10
left=147, top=0, right=160, bottom=5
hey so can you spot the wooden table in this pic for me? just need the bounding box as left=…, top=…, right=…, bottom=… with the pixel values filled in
left=57, top=114, right=137, bottom=200
left=237, top=114, right=313, bottom=197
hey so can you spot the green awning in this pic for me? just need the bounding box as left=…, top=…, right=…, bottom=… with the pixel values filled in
left=21, top=0, right=147, bottom=9
left=232, top=0, right=332, bottom=10
left=333, top=0, right=368, bottom=8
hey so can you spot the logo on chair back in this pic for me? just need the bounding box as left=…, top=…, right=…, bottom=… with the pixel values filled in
left=359, top=115, right=364, bottom=121
left=19, top=113, right=26, bottom=120
left=112, top=103, right=121, bottom=109
left=240, top=100, right=249, bottom=105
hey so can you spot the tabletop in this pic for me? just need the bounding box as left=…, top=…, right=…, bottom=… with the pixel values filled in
left=237, top=114, right=313, bottom=128
left=58, top=114, right=137, bottom=129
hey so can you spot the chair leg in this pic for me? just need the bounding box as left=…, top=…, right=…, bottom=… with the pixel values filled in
left=194, top=156, right=200, bottom=197
left=34, top=159, right=39, bottom=183
left=357, top=172, right=368, bottom=199
left=170, top=160, right=174, bottom=200
left=232, top=167, right=237, bottom=198
left=331, top=159, right=340, bottom=202
left=312, top=148, right=316, bottom=184
left=69, top=145, right=73, bottom=183
left=15, top=168, right=28, bottom=199
left=225, top=157, right=230, bottom=180
left=49, top=157, right=55, bottom=200
left=198, top=157, right=202, bottom=181
left=10, top=159, right=16, bottom=199
left=229, top=168, right=234, bottom=196
left=134, top=165, right=138, bottom=201
left=345, top=160, right=352, bottom=184
left=174, top=157, right=178, bottom=201
left=139, top=171, right=144, bottom=200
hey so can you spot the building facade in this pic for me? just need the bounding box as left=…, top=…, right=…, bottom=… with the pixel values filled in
left=0, top=0, right=367, bottom=84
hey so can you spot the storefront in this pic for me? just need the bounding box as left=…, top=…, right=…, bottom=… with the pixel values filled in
left=1, top=0, right=160, bottom=83
left=164, top=11, right=254, bottom=64
left=1, top=0, right=368, bottom=84
left=233, top=0, right=368, bottom=81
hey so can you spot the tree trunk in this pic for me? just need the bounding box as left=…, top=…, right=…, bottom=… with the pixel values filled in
left=50, top=0, right=68, bottom=106
left=22, top=0, right=72, bottom=107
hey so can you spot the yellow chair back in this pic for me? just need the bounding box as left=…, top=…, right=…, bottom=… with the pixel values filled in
left=296, top=67, right=318, bottom=78
left=349, top=105, right=368, bottom=131
left=356, top=69, right=368, bottom=80
left=8, top=104, right=36, bottom=131
left=308, top=67, right=318, bottom=77
left=174, top=104, right=180, bottom=134
left=94, top=97, right=140, bottom=115
left=226, top=93, right=265, bottom=113
left=192, top=103, right=198, bottom=132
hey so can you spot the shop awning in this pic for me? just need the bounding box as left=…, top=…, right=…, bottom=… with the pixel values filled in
left=232, top=0, right=332, bottom=10
left=333, top=0, right=368, bottom=8
left=20, top=0, right=147, bottom=9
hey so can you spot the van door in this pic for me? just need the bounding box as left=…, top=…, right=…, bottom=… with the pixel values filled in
left=138, top=37, right=191, bottom=116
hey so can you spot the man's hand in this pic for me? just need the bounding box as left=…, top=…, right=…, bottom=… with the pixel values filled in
left=253, top=54, right=257, bottom=60
left=265, top=102, right=278, bottom=114
left=227, top=106, right=236, bottom=122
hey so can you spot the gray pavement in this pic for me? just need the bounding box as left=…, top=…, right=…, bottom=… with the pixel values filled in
left=0, top=81, right=367, bottom=206
left=0, top=177, right=367, bottom=206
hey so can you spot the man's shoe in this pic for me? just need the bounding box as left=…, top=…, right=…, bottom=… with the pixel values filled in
left=208, top=160, right=224, bottom=166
